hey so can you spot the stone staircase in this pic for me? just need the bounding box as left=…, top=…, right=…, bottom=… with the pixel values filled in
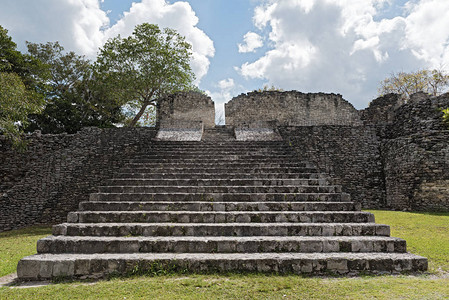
left=17, top=141, right=427, bottom=280
left=202, top=126, right=235, bottom=141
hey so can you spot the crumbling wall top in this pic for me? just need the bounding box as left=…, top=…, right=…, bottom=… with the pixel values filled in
left=360, top=93, right=404, bottom=125
left=225, top=90, right=362, bottom=127
left=156, top=92, right=215, bottom=129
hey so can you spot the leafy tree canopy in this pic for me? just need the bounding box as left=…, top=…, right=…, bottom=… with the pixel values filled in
left=25, top=42, right=124, bottom=134
left=0, top=72, right=43, bottom=147
left=0, top=26, right=46, bottom=91
left=378, top=69, right=449, bottom=100
left=95, top=23, right=196, bottom=127
left=0, top=26, right=45, bottom=147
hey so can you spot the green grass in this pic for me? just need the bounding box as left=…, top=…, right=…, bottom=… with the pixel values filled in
left=367, top=210, right=449, bottom=272
left=0, top=211, right=448, bottom=299
left=1, top=274, right=449, bottom=299
left=0, top=226, right=51, bottom=277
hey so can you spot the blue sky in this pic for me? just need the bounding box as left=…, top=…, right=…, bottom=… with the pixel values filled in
left=1, top=0, right=449, bottom=118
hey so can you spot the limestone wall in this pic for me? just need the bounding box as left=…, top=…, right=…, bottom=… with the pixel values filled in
left=280, top=126, right=385, bottom=208
left=380, top=93, right=449, bottom=211
left=157, top=92, right=215, bottom=129
left=382, top=132, right=449, bottom=211
left=274, top=92, right=449, bottom=211
left=360, top=93, right=404, bottom=126
left=386, top=92, right=449, bottom=138
left=0, top=128, right=156, bottom=232
left=226, top=91, right=362, bottom=126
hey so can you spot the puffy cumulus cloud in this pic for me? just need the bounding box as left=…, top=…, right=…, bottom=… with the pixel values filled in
left=218, top=78, right=235, bottom=90
left=403, top=0, right=449, bottom=68
left=0, top=0, right=214, bottom=83
left=238, top=0, right=449, bottom=108
left=238, top=32, right=264, bottom=53
left=0, top=0, right=109, bottom=56
left=209, top=78, right=242, bottom=105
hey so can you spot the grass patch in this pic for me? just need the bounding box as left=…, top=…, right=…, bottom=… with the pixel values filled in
left=0, top=211, right=448, bottom=299
left=367, top=210, right=449, bottom=272
left=0, top=226, right=51, bottom=277
left=1, top=274, right=448, bottom=299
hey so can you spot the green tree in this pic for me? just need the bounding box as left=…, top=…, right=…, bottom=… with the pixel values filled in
left=0, top=26, right=46, bottom=92
left=0, top=26, right=45, bottom=146
left=378, top=69, right=449, bottom=100
left=25, top=42, right=124, bottom=133
left=95, top=23, right=195, bottom=127
left=0, top=72, right=43, bottom=147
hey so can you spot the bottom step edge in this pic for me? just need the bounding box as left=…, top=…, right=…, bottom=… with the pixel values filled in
left=17, top=253, right=428, bottom=280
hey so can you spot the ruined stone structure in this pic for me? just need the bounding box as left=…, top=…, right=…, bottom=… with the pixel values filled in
left=1, top=91, right=448, bottom=235
left=226, top=91, right=362, bottom=126
left=4, top=90, right=447, bottom=279
left=155, top=92, right=215, bottom=141
left=156, top=92, right=215, bottom=129
left=379, top=93, right=449, bottom=211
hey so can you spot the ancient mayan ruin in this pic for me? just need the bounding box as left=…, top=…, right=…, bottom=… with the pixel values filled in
left=2, top=90, right=448, bottom=279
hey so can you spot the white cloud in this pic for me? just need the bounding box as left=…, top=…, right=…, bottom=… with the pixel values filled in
left=253, top=2, right=278, bottom=29
left=238, top=32, right=263, bottom=53
left=0, top=0, right=109, bottom=56
left=210, top=78, right=239, bottom=105
left=0, top=0, right=214, bottom=83
left=238, top=0, right=449, bottom=108
left=218, top=78, right=235, bottom=90
left=403, top=0, right=449, bottom=68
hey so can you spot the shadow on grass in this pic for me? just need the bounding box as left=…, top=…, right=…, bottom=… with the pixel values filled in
left=0, top=226, right=52, bottom=238
left=366, top=209, right=449, bottom=217
left=406, top=211, right=449, bottom=217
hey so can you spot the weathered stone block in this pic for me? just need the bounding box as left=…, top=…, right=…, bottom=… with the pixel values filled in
left=53, top=261, right=75, bottom=277
left=327, top=259, right=348, bottom=272
left=17, top=259, right=40, bottom=279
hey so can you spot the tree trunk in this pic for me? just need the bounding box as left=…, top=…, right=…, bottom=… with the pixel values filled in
left=129, top=103, right=149, bottom=127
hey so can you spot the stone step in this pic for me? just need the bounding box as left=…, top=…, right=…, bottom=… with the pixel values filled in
left=126, top=154, right=298, bottom=160
left=89, top=192, right=350, bottom=202
left=105, top=178, right=334, bottom=187
left=67, top=211, right=374, bottom=224
left=53, top=222, right=390, bottom=237
left=202, top=130, right=235, bottom=137
left=118, top=167, right=320, bottom=174
left=79, top=201, right=361, bottom=212
left=145, top=146, right=292, bottom=152
left=125, top=159, right=306, bottom=165
left=135, top=150, right=296, bottom=155
left=37, top=236, right=406, bottom=254
left=147, top=142, right=289, bottom=147
left=141, top=144, right=292, bottom=149
left=150, top=140, right=285, bottom=144
left=97, top=185, right=342, bottom=194
left=142, top=150, right=292, bottom=155
left=126, top=154, right=299, bottom=159
left=113, top=173, right=330, bottom=180
left=17, top=252, right=428, bottom=280
left=123, top=162, right=315, bottom=168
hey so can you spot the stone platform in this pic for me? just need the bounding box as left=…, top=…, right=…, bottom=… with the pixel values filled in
left=17, top=140, right=427, bottom=280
